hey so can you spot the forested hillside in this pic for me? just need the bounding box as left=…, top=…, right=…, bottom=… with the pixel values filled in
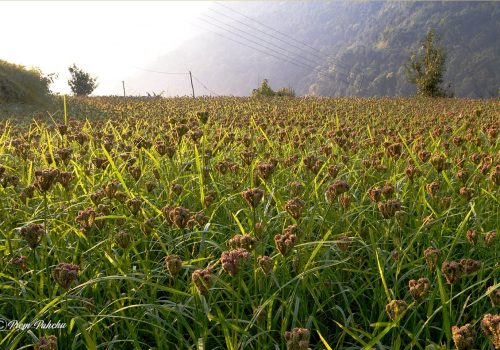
left=128, top=1, right=499, bottom=97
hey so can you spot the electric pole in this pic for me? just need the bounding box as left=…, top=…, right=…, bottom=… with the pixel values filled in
left=189, top=71, right=195, bottom=98
left=122, top=81, right=126, bottom=97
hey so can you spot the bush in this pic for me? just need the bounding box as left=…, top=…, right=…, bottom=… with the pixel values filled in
left=252, top=79, right=296, bottom=97
left=276, top=87, right=296, bottom=97
left=68, top=64, right=98, bottom=96
left=0, top=59, right=55, bottom=104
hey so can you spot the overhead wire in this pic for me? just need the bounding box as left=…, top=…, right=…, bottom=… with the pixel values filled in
left=132, top=67, right=189, bottom=75
left=190, top=21, right=351, bottom=86
left=202, top=12, right=343, bottom=74
left=214, top=2, right=364, bottom=79
left=192, top=74, right=220, bottom=96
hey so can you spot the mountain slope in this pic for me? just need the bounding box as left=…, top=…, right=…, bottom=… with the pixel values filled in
left=127, top=1, right=500, bottom=98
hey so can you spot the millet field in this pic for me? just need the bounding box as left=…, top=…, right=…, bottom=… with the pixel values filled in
left=0, top=96, right=498, bottom=350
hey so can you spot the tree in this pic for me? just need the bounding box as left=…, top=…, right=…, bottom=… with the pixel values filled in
left=252, top=79, right=276, bottom=97
left=252, top=79, right=295, bottom=97
left=405, top=29, right=451, bottom=97
left=68, top=64, right=98, bottom=96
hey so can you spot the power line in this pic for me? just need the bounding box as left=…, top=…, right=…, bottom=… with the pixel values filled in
left=203, top=11, right=340, bottom=73
left=214, top=2, right=361, bottom=75
left=195, top=18, right=347, bottom=82
left=198, top=17, right=317, bottom=72
left=191, top=21, right=351, bottom=86
left=201, top=11, right=355, bottom=84
left=191, top=21, right=350, bottom=85
left=192, top=74, right=220, bottom=96
left=132, top=66, right=189, bottom=75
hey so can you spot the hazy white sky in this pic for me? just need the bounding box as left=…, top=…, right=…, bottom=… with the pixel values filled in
left=0, top=1, right=211, bottom=95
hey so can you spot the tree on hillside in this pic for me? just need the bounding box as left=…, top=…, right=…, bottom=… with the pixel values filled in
left=405, top=29, right=452, bottom=97
left=68, top=64, right=98, bottom=96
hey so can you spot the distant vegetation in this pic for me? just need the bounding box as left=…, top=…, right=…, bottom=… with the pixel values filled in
left=68, top=64, right=98, bottom=96
left=251, top=79, right=295, bottom=97
left=0, top=59, right=54, bottom=105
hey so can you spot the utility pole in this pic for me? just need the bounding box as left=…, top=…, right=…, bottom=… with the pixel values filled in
left=122, top=81, right=126, bottom=97
left=189, top=71, right=195, bottom=98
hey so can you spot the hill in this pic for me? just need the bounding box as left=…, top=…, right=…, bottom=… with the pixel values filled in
left=127, top=1, right=500, bottom=98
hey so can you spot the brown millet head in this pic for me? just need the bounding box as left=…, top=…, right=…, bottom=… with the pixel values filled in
left=57, top=171, right=73, bottom=189
left=34, top=168, right=60, bottom=192
left=487, top=286, right=500, bottom=307
left=326, top=179, right=349, bottom=202
left=274, top=231, right=298, bottom=257
left=386, top=142, right=403, bottom=158
left=171, top=183, right=183, bottom=195
left=441, top=261, right=463, bottom=284
left=459, top=258, right=481, bottom=275
left=377, top=199, right=402, bottom=219
left=459, top=187, right=474, bottom=201
left=257, top=255, right=273, bottom=274
left=480, top=313, right=500, bottom=349
left=11, top=255, right=28, bottom=270
left=381, top=183, right=394, bottom=198
left=192, top=268, right=213, bottom=294
left=284, top=327, right=310, bottom=350
left=164, top=255, right=182, bottom=276
left=339, top=193, right=352, bottom=209
left=34, top=335, right=58, bottom=350
left=408, top=277, right=430, bottom=301
left=255, top=162, right=275, bottom=180
left=430, top=153, right=450, bottom=172
left=228, top=234, right=257, bottom=251
left=451, top=324, right=476, bottom=350
left=19, top=223, right=45, bottom=249
left=126, top=197, right=143, bottom=215
left=52, top=262, right=79, bottom=289
left=221, top=248, right=250, bottom=276
left=75, top=208, right=97, bottom=231
left=490, top=165, right=500, bottom=185
left=103, top=179, right=120, bottom=198
left=285, top=197, right=306, bottom=220
left=405, top=165, right=420, bottom=180
left=459, top=259, right=481, bottom=275
left=169, top=206, right=191, bottom=229
left=242, top=188, right=264, bottom=208
left=368, top=186, right=382, bottom=202
left=188, top=210, right=209, bottom=229
left=485, top=230, right=497, bottom=246
left=385, top=300, right=409, bottom=321
left=289, top=181, right=303, bottom=196
left=466, top=230, right=478, bottom=246
left=426, top=181, right=440, bottom=197
left=140, top=218, right=155, bottom=235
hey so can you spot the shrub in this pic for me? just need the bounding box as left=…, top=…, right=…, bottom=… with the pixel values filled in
left=0, top=59, right=54, bottom=104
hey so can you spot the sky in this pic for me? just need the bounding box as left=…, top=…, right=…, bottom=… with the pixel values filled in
left=0, top=1, right=211, bottom=95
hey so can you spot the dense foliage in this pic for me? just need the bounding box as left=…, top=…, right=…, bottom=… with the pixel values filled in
left=68, top=64, right=98, bottom=97
left=134, top=2, right=500, bottom=98
left=252, top=79, right=296, bottom=97
left=0, top=59, right=54, bottom=105
left=0, top=96, right=498, bottom=349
